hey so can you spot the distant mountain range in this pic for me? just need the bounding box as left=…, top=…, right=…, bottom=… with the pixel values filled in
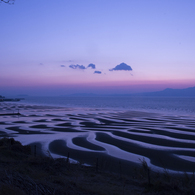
left=136, top=86, right=195, bottom=97
left=66, top=86, right=195, bottom=97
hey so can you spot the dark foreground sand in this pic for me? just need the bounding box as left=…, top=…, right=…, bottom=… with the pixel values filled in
left=1, top=102, right=195, bottom=174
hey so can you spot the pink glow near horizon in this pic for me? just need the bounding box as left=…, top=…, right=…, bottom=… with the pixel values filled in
left=0, top=1, right=195, bottom=96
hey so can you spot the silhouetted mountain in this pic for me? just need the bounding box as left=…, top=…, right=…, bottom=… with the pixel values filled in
left=64, top=93, right=99, bottom=97
left=59, top=87, right=195, bottom=97
left=137, top=86, right=195, bottom=97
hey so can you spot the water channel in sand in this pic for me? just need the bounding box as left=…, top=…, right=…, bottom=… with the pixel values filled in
left=1, top=102, right=195, bottom=174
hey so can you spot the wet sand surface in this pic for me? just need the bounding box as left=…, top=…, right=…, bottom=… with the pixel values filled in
left=1, top=102, right=195, bottom=174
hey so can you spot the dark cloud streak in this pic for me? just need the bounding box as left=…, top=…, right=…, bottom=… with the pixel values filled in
left=94, top=71, right=102, bottom=74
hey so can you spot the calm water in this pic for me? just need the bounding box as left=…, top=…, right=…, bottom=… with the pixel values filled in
left=20, top=96, right=195, bottom=116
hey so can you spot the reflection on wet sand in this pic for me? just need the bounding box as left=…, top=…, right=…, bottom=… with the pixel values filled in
left=1, top=103, right=195, bottom=173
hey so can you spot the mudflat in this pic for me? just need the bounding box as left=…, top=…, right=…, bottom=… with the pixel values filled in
left=1, top=102, right=195, bottom=174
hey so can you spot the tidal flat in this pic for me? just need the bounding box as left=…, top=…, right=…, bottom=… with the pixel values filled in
left=1, top=102, right=195, bottom=174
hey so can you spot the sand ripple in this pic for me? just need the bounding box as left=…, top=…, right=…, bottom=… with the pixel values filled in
left=1, top=103, right=195, bottom=173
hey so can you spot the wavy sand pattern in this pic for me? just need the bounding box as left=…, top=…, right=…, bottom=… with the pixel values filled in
left=1, top=103, right=195, bottom=174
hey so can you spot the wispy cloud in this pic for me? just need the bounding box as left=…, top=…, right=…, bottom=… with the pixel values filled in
left=60, top=65, right=65, bottom=67
left=69, top=63, right=97, bottom=70
left=87, top=63, right=96, bottom=69
left=69, top=64, right=86, bottom=69
left=109, top=63, right=133, bottom=71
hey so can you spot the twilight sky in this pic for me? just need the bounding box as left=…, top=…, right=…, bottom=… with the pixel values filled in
left=0, top=0, right=195, bottom=96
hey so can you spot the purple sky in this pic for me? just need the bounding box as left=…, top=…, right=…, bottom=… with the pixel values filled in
left=0, top=0, right=195, bottom=96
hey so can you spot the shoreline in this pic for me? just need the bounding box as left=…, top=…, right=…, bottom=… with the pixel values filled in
left=1, top=102, right=195, bottom=174
left=2, top=137, right=195, bottom=194
left=4, top=96, right=195, bottom=117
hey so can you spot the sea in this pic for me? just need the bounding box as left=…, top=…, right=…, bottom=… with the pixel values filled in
left=20, top=96, right=195, bottom=116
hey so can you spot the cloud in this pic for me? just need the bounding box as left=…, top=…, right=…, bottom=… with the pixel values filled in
left=109, top=63, right=133, bottom=71
left=60, top=65, right=65, bottom=67
left=87, top=63, right=96, bottom=69
left=69, top=64, right=86, bottom=69
left=94, top=71, right=102, bottom=74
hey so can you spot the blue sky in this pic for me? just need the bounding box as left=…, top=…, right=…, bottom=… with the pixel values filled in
left=0, top=0, right=195, bottom=96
